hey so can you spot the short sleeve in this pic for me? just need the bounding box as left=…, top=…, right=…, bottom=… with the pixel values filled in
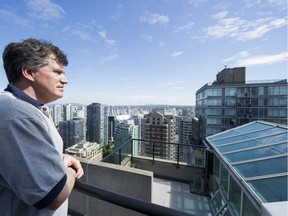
left=0, top=117, right=66, bottom=206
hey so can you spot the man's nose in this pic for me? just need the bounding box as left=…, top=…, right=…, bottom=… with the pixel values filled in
left=61, top=74, right=68, bottom=84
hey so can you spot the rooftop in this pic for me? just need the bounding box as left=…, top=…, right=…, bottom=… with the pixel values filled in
left=152, top=177, right=212, bottom=216
left=207, top=120, right=287, bottom=204
left=69, top=121, right=287, bottom=215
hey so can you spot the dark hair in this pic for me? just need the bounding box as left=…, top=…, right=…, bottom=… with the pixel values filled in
left=2, top=38, right=68, bottom=84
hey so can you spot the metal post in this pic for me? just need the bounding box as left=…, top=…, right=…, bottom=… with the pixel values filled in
left=152, top=141, right=155, bottom=164
left=177, top=143, right=180, bottom=168
left=118, top=148, right=121, bottom=165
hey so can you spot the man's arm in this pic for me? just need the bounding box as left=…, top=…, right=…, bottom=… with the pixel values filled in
left=48, top=155, right=84, bottom=210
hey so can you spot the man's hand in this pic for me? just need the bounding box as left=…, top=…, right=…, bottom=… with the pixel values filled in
left=62, top=154, right=84, bottom=179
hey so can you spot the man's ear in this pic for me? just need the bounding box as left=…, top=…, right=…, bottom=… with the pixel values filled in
left=22, top=67, right=35, bottom=82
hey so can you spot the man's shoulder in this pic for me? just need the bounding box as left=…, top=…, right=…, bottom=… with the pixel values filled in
left=0, top=91, right=33, bottom=110
left=0, top=92, right=44, bottom=123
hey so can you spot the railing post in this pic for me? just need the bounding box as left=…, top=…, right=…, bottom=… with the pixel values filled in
left=177, top=143, right=180, bottom=169
left=118, top=148, right=121, bottom=165
left=131, top=139, right=133, bottom=160
left=152, top=141, right=155, bottom=164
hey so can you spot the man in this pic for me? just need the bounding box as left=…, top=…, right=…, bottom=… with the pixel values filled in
left=0, top=38, right=84, bottom=215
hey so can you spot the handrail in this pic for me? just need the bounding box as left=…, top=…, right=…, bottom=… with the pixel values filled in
left=102, top=138, right=206, bottom=163
left=73, top=181, right=195, bottom=216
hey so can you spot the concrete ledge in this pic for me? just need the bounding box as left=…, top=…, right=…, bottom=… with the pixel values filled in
left=131, top=156, right=205, bottom=183
left=69, top=161, right=153, bottom=216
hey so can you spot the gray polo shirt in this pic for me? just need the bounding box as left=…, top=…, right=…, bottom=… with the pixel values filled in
left=0, top=87, right=68, bottom=215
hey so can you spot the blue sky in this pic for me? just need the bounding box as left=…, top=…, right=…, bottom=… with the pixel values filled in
left=0, top=0, right=287, bottom=106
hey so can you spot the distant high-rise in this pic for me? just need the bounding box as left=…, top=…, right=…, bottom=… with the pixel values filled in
left=141, top=109, right=176, bottom=160
left=58, top=118, right=86, bottom=150
left=114, top=119, right=139, bottom=155
left=86, top=103, right=108, bottom=147
left=52, top=104, right=62, bottom=123
left=75, top=106, right=86, bottom=119
left=178, top=116, right=193, bottom=145
left=108, top=116, right=116, bottom=142
left=195, top=67, right=288, bottom=140
left=63, top=104, right=74, bottom=121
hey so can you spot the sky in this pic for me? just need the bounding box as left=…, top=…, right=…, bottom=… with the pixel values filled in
left=0, top=0, right=287, bottom=106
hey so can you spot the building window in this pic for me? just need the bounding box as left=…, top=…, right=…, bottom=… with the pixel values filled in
left=214, top=156, right=220, bottom=180
left=207, top=117, right=221, bottom=125
left=225, top=88, right=237, bottom=96
left=225, top=98, right=236, bottom=106
left=220, top=164, right=229, bottom=196
left=208, top=88, right=222, bottom=96
left=207, top=98, right=221, bottom=106
left=207, top=108, right=221, bottom=116
left=279, top=108, right=287, bottom=117
left=279, top=86, right=287, bottom=95
left=229, top=177, right=241, bottom=216
left=224, top=109, right=236, bottom=116
left=242, top=193, right=259, bottom=216
left=258, top=87, right=264, bottom=96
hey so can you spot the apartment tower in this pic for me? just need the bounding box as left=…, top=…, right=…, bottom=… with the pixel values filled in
left=86, top=103, right=108, bottom=147
left=195, top=67, right=287, bottom=140
left=141, top=109, right=176, bottom=160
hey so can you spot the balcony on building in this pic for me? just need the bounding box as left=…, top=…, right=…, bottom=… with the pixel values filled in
left=68, top=121, right=287, bottom=216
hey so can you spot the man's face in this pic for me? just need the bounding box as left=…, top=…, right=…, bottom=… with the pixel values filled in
left=32, top=55, right=68, bottom=104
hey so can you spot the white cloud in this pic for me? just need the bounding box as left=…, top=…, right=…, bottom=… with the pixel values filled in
left=186, top=0, right=207, bottom=7
left=174, top=22, right=194, bottom=33
left=97, top=54, right=119, bottom=64
left=171, top=51, right=184, bottom=57
left=63, top=26, right=98, bottom=43
left=223, top=51, right=250, bottom=63
left=212, top=11, right=228, bottom=20
left=25, top=0, right=66, bottom=21
left=0, top=9, right=33, bottom=27
left=140, top=12, right=169, bottom=25
left=244, top=0, right=287, bottom=10
left=204, top=16, right=287, bottom=41
left=225, top=51, right=288, bottom=67
left=141, top=34, right=153, bottom=42
left=110, top=3, right=124, bottom=21
left=99, top=30, right=117, bottom=46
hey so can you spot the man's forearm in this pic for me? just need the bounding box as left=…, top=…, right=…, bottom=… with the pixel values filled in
left=48, top=167, right=76, bottom=210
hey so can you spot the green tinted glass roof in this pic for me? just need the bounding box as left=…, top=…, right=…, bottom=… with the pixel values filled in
left=207, top=121, right=288, bottom=203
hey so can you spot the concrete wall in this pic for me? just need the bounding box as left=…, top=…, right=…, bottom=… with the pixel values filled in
left=69, top=161, right=153, bottom=216
left=131, top=157, right=205, bottom=183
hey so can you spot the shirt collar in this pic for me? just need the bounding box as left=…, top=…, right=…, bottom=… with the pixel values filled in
left=4, top=84, right=43, bottom=107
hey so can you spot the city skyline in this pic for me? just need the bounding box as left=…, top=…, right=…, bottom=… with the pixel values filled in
left=0, top=0, right=287, bottom=106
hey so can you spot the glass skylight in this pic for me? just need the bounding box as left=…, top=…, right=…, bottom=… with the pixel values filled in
left=207, top=121, right=288, bottom=203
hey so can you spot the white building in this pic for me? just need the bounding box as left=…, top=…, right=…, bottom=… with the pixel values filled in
left=65, top=141, right=103, bottom=162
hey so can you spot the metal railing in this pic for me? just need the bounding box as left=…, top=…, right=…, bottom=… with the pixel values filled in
left=102, top=138, right=207, bottom=168
left=71, top=180, right=195, bottom=216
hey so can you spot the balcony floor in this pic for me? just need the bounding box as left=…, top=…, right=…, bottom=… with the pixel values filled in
left=152, top=178, right=213, bottom=216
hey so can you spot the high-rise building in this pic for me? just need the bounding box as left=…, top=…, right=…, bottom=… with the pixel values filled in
left=141, top=109, right=176, bottom=160
left=52, top=104, right=62, bottom=124
left=86, top=103, right=108, bottom=147
left=195, top=67, right=287, bottom=140
left=63, top=104, right=75, bottom=121
left=108, top=116, right=116, bottom=142
left=58, top=118, right=86, bottom=150
left=114, top=119, right=139, bottom=155
left=178, top=116, right=193, bottom=145
left=75, top=106, right=86, bottom=119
